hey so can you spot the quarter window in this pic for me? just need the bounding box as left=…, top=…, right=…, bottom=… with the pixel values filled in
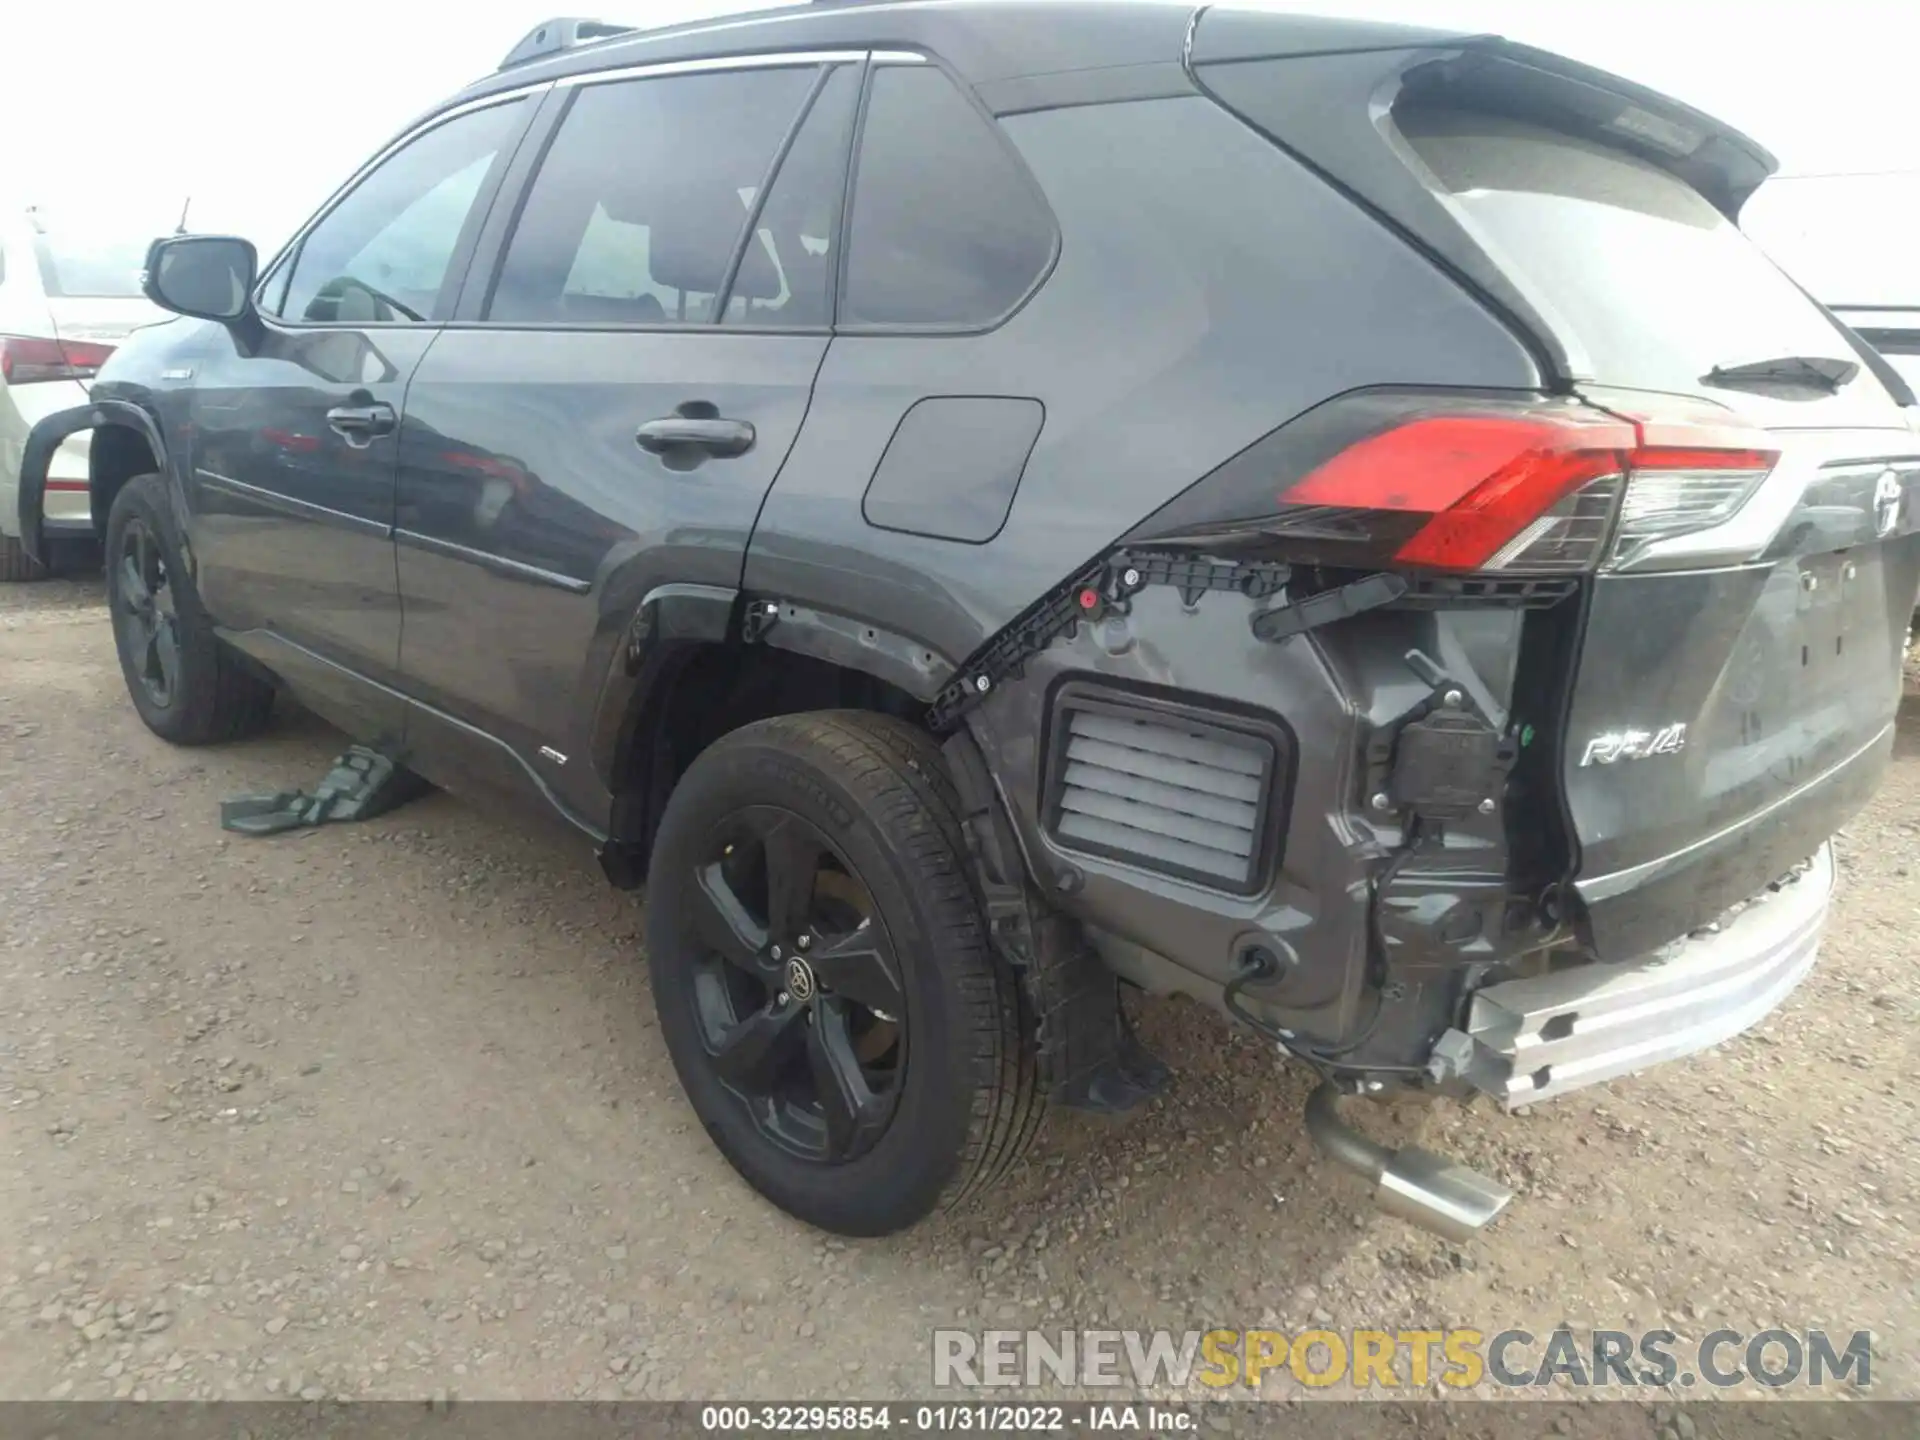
left=277, top=100, right=524, bottom=325
left=841, top=65, right=1055, bottom=327
left=487, top=68, right=816, bottom=325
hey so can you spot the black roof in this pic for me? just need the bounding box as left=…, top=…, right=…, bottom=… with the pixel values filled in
left=451, top=1, right=1466, bottom=107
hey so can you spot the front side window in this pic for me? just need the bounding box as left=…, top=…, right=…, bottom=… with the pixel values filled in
left=277, top=99, right=524, bottom=325
left=841, top=65, right=1056, bottom=328
left=487, top=68, right=816, bottom=326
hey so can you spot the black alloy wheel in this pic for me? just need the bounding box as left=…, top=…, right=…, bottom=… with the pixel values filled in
left=687, top=805, right=907, bottom=1164
left=104, top=473, right=275, bottom=745
left=646, top=712, right=1042, bottom=1236
left=113, top=516, right=181, bottom=710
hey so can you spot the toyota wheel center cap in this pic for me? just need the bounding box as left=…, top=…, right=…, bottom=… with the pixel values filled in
left=784, top=956, right=817, bottom=1003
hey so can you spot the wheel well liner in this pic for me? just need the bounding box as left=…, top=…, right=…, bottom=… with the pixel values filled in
left=598, top=623, right=930, bottom=879
left=88, top=419, right=163, bottom=541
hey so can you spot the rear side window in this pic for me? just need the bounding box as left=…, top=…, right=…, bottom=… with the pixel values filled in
left=277, top=99, right=524, bottom=325
left=723, top=66, right=862, bottom=328
left=488, top=68, right=815, bottom=325
left=1395, top=104, right=1852, bottom=390
left=841, top=65, right=1055, bottom=327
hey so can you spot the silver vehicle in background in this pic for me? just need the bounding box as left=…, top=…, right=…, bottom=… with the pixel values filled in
left=1833, top=304, right=1920, bottom=394
left=1, top=206, right=167, bottom=579
left=1832, top=306, right=1920, bottom=630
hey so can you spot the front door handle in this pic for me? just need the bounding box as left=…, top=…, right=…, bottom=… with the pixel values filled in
left=326, top=401, right=398, bottom=446
left=635, top=415, right=756, bottom=461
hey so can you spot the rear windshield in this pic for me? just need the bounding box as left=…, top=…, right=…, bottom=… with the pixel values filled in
left=1395, top=105, right=1854, bottom=392
left=32, top=232, right=150, bottom=298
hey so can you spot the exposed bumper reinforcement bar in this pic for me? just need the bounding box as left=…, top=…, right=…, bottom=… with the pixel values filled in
left=1460, top=843, right=1834, bottom=1107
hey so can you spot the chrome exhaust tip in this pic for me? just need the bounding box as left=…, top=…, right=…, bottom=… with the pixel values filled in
left=1303, top=1082, right=1513, bottom=1243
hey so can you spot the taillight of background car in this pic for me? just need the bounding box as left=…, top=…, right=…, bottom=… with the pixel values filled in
left=0, top=335, right=116, bottom=385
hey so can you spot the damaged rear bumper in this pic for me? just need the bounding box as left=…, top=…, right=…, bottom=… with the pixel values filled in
left=1456, top=843, right=1834, bottom=1106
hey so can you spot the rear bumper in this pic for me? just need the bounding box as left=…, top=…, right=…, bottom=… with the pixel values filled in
left=1457, top=843, right=1833, bottom=1106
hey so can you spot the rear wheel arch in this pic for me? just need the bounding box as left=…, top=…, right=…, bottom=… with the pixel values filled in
left=87, top=409, right=167, bottom=545
left=599, top=628, right=932, bottom=882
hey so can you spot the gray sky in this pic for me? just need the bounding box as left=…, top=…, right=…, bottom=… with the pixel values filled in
left=6, top=0, right=1916, bottom=299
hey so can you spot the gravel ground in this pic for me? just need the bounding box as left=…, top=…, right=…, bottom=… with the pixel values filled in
left=1, top=577, right=1915, bottom=1409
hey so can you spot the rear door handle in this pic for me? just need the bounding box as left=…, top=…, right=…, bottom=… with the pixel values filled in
left=326, top=402, right=397, bottom=446
left=635, top=416, right=756, bottom=460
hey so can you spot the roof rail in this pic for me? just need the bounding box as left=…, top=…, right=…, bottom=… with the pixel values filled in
left=498, top=17, right=637, bottom=71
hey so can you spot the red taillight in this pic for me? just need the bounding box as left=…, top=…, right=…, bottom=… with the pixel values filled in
left=1285, top=407, right=1778, bottom=574
left=61, top=338, right=116, bottom=377
left=0, top=335, right=115, bottom=385
left=1126, top=390, right=1783, bottom=576
left=1285, top=415, right=1629, bottom=514
left=1288, top=414, right=1634, bottom=571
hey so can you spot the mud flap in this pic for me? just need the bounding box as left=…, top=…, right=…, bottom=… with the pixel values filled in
left=220, top=745, right=429, bottom=836
left=943, top=729, right=1170, bottom=1113
left=1024, top=928, right=1173, bottom=1113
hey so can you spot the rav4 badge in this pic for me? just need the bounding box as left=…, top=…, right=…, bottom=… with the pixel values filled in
left=1579, top=724, right=1689, bottom=767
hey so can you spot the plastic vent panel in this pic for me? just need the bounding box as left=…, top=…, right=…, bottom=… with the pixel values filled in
left=1044, top=690, right=1286, bottom=894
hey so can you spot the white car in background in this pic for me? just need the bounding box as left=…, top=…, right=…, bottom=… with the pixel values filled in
left=2, top=207, right=169, bottom=579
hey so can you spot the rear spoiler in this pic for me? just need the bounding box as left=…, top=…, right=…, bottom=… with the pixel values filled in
left=1189, top=9, right=1778, bottom=223
left=1401, top=40, right=1778, bottom=222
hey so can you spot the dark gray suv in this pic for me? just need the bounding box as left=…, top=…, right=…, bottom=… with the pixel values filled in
left=21, top=1, right=1919, bottom=1239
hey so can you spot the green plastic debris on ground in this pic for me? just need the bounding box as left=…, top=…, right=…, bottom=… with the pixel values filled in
left=219, top=745, right=426, bottom=836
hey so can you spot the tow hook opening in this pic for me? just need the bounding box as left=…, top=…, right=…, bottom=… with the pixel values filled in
left=1302, top=1082, right=1513, bottom=1243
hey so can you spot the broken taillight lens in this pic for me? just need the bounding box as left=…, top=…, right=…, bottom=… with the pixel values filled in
left=1126, top=391, right=1778, bottom=576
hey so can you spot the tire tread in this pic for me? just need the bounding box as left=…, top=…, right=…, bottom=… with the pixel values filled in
left=649, top=707, right=1043, bottom=1232
left=760, top=711, right=1045, bottom=1215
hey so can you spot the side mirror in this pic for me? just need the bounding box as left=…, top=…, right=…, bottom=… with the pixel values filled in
left=143, top=235, right=258, bottom=323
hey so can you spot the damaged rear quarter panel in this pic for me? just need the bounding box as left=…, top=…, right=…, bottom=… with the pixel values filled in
left=745, top=94, right=1539, bottom=1033
left=965, top=584, right=1375, bottom=1032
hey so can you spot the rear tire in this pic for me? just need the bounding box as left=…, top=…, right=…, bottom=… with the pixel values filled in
left=0, top=532, right=47, bottom=582
left=646, top=711, right=1042, bottom=1235
left=105, top=474, right=274, bottom=745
